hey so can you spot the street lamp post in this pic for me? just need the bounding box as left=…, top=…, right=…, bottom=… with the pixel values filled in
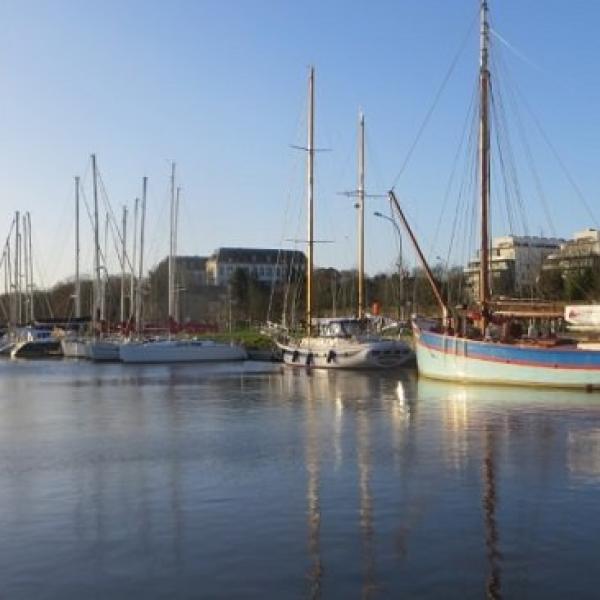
left=374, top=211, right=404, bottom=321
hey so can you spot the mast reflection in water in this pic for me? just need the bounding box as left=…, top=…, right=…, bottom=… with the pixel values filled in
left=0, top=361, right=599, bottom=597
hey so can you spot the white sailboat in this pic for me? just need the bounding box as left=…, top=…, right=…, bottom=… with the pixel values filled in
left=62, top=175, right=92, bottom=358
left=277, top=68, right=413, bottom=369
left=119, top=338, right=247, bottom=364
left=5, top=212, right=62, bottom=359
left=119, top=163, right=247, bottom=364
left=84, top=154, right=122, bottom=361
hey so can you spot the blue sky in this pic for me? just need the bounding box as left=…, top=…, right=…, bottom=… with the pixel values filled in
left=1, top=0, right=599, bottom=287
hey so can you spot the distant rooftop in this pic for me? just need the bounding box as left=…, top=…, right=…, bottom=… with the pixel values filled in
left=209, top=247, right=305, bottom=263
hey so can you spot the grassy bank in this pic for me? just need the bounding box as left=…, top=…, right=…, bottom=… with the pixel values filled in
left=194, top=328, right=275, bottom=350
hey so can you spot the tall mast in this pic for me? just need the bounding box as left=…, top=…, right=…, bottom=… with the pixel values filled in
left=101, top=211, right=108, bottom=323
left=27, top=212, right=33, bottom=322
left=306, top=66, right=315, bottom=336
left=130, top=196, right=139, bottom=321
left=168, top=161, right=176, bottom=322
left=91, top=154, right=101, bottom=331
left=174, top=186, right=181, bottom=323
left=74, top=176, right=81, bottom=318
left=6, top=241, right=12, bottom=329
left=479, top=0, right=491, bottom=323
left=136, top=177, right=147, bottom=333
left=14, top=211, right=20, bottom=325
left=357, top=111, right=365, bottom=319
left=4, top=244, right=8, bottom=314
left=22, top=214, right=28, bottom=323
left=120, top=205, right=127, bottom=324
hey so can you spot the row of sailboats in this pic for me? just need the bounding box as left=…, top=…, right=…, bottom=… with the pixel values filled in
left=0, top=211, right=65, bottom=358
left=117, top=161, right=247, bottom=363
left=61, top=155, right=247, bottom=364
left=61, top=154, right=128, bottom=360
left=276, top=68, right=413, bottom=369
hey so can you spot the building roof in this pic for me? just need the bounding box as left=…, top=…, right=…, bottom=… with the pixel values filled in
left=494, top=235, right=564, bottom=247
left=209, top=247, right=305, bottom=264
left=154, top=255, right=208, bottom=269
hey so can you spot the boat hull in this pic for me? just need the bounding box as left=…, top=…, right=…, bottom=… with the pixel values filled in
left=61, top=339, right=91, bottom=359
left=415, top=323, right=600, bottom=389
left=88, top=341, right=121, bottom=362
left=11, top=339, right=62, bottom=359
left=119, top=341, right=248, bottom=364
left=278, top=338, right=413, bottom=369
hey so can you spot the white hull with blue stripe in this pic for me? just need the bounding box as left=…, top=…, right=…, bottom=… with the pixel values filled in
left=414, top=319, right=600, bottom=389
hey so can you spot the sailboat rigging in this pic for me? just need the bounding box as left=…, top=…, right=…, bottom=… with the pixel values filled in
left=393, top=0, right=600, bottom=388
left=119, top=165, right=247, bottom=363
left=277, top=67, right=413, bottom=369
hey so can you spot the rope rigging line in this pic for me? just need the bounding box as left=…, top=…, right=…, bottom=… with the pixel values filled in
left=490, top=86, right=518, bottom=236
left=267, top=90, right=307, bottom=326
left=492, top=49, right=556, bottom=237
left=447, top=102, right=479, bottom=279
left=490, top=28, right=543, bottom=74
left=429, top=77, right=479, bottom=263
left=389, top=10, right=479, bottom=190
left=510, top=73, right=599, bottom=229
left=488, top=70, right=529, bottom=238
left=96, top=170, right=134, bottom=274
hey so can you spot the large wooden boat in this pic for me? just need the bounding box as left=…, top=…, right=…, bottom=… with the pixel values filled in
left=390, top=0, right=600, bottom=389
left=413, top=317, right=600, bottom=389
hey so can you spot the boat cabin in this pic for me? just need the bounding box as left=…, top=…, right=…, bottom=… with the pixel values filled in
left=314, top=318, right=368, bottom=338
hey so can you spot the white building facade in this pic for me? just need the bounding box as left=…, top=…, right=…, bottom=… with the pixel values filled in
left=465, top=235, right=564, bottom=298
left=206, top=248, right=306, bottom=287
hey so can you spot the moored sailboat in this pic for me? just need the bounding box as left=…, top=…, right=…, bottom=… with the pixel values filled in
left=61, top=175, right=93, bottom=359
left=119, top=163, right=247, bottom=364
left=391, top=0, right=600, bottom=389
left=277, top=68, right=412, bottom=369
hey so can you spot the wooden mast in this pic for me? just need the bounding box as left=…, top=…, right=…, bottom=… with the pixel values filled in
left=357, top=111, right=365, bottom=319
left=306, top=67, right=315, bottom=336
left=479, top=0, right=491, bottom=327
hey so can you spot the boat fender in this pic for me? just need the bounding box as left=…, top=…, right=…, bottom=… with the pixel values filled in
left=292, top=350, right=299, bottom=363
left=306, top=352, right=313, bottom=366
left=326, top=350, right=336, bottom=363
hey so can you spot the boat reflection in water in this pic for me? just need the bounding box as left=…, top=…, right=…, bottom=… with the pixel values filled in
left=418, top=378, right=600, bottom=599
left=4, top=363, right=600, bottom=598
left=280, top=368, right=416, bottom=598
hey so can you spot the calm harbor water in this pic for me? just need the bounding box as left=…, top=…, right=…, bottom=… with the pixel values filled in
left=1, top=360, right=600, bottom=598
